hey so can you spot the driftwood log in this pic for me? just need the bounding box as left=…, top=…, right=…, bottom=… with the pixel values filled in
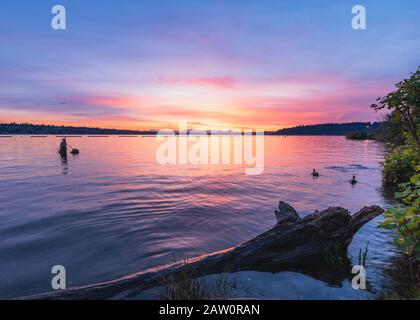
left=21, top=202, right=383, bottom=300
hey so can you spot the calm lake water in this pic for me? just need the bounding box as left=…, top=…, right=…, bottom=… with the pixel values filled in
left=0, top=136, right=400, bottom=299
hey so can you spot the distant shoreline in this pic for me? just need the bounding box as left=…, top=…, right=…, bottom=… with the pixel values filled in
left=0, top=134, right=371, bottom=137
left=0, top=122, right=382, bottom=136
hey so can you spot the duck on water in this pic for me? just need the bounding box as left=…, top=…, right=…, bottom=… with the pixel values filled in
left=311, top=169, right=319, bottom=177
left=310, top=169, right=358, bottom=185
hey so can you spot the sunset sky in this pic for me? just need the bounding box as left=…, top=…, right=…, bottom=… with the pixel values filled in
left=0, top=0, right=419, bottom=130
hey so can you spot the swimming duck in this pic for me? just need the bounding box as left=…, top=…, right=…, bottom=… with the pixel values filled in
left=311, top=169, right=319, bottom=177
left=351, top=175, right=358, bottom=185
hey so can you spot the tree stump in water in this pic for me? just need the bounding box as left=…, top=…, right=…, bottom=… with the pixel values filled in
left=21, top=202, right=384, bottom=300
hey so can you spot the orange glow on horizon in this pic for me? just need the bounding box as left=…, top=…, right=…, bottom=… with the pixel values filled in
left=0, top=72, right=391, bottom=131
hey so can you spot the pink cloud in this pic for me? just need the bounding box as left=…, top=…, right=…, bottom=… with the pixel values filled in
left=156, top=76, right=235, bottom=89
left=1, top=69, right=395, bottom=131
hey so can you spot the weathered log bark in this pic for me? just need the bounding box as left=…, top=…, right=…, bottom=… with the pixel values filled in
left=20, top=202, right=383, bottom=300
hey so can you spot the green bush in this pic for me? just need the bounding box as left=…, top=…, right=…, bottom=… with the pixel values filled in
left=346, top=131, right=372, bottom=140
left=383, top=140, right=419, bottom=186
left=380, top=167, right=420, bottom=261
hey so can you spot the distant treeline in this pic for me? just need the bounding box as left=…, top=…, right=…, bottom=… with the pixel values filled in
left=0, top=121, right=383, bottom=136
left=273, top=122, right=382, bottom=136
left=0, top=123, right=157, bottom=135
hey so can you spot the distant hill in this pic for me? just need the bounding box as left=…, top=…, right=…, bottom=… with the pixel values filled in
left=273, top=122, right=382, bottom=136
left=0, top=123, right=156, bottom=135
